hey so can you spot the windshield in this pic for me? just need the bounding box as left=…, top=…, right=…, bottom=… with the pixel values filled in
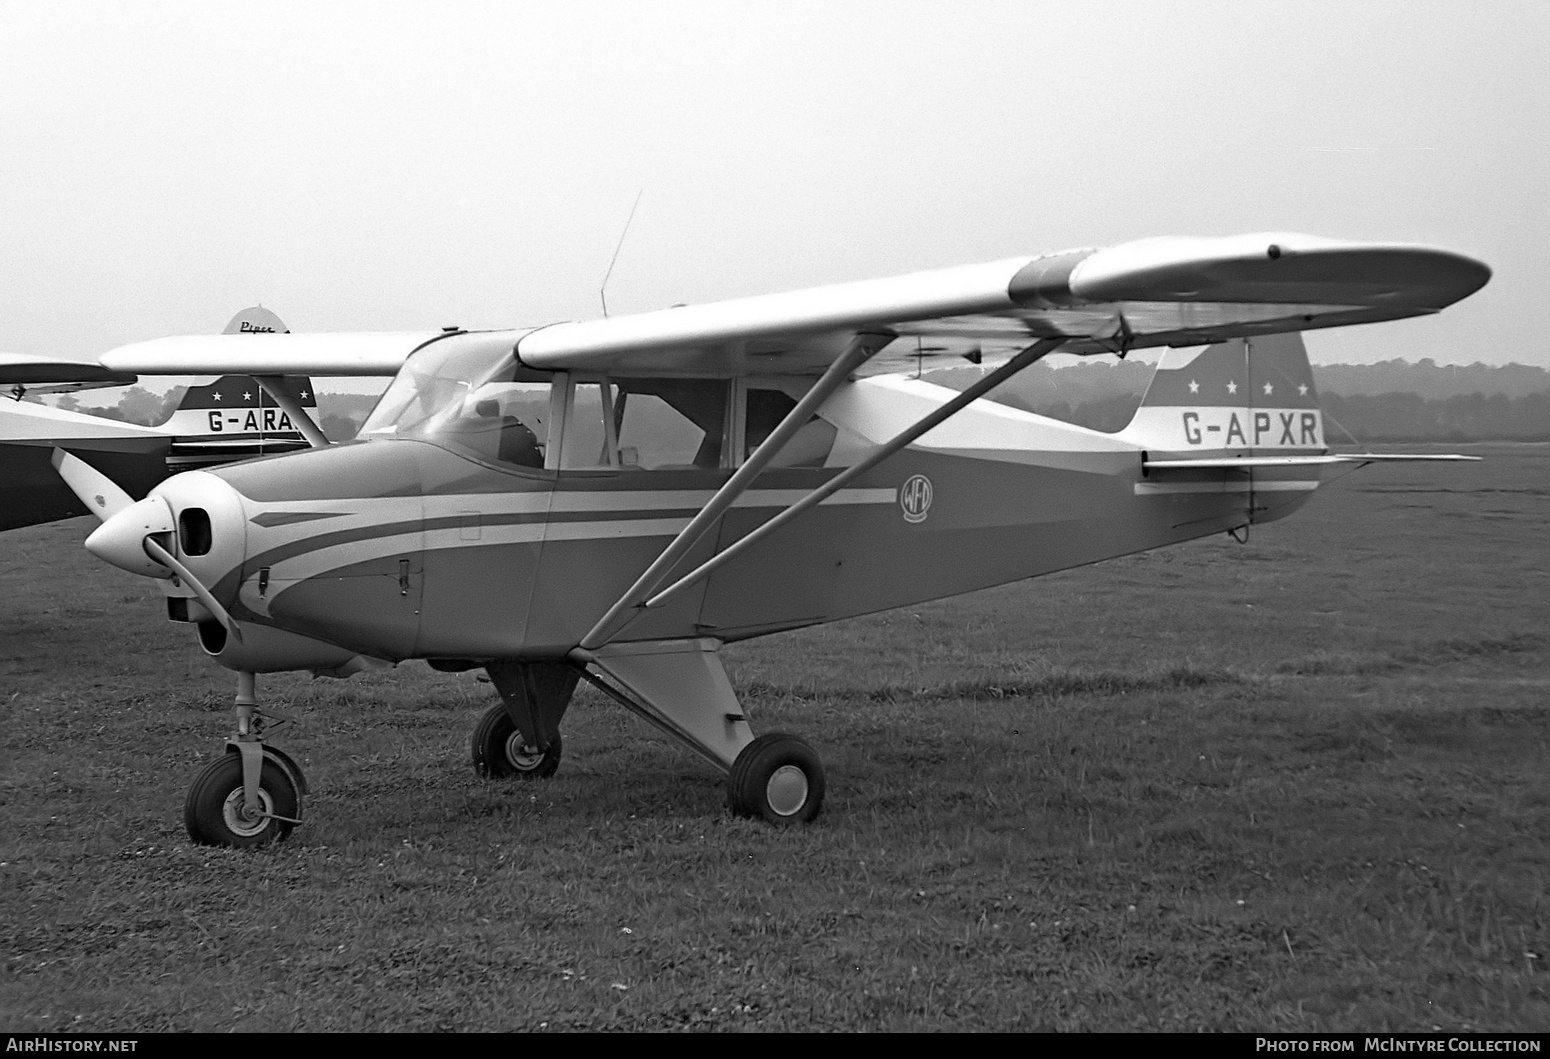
left=359, top=333, right=553, bottom=469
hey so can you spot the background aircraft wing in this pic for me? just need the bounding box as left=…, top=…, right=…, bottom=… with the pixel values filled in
left=99, top=331, right=449, bottom=376
left=0, top=352, right=138, bottom=395
left=516, top=232, right=1490, bottom=377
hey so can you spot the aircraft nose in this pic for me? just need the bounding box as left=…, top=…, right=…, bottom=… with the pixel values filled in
left=83, top=471, right=250, bottom=599
left=85, top=495, right=176, bottom=578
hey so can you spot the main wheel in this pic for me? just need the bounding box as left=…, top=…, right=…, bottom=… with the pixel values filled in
left=184, top=753, right=300, bottom=848
left=471, top=702, right=561, bottom=780
left=727, top=734, right=825, bottom=825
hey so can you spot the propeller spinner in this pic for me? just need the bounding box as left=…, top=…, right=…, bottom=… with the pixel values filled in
left=53, top=448, right=245, bottom=643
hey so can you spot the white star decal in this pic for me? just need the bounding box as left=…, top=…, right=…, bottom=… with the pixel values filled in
left=1188, top=379, right=1199, bottom=394
left=1263, top=382, right=1274, bottom=396
left=243, top=391, right=253, bottom=402
left=1298, top=383, right=1309, bottom=397
left=1226, top=380, right=1238, bottom=395
left=300, top=390, right=310, bottom=400
left=212, top=392, right=223, bottom=402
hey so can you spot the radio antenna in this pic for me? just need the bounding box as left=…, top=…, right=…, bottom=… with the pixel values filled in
left=599, top=189, right=644, bottom=318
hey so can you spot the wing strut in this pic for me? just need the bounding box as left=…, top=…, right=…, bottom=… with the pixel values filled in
left=639, top=337, right=1070, bottom=615
left=253, top=376, right=330, bottom=448
left=577, top=331, right=895, bottom=651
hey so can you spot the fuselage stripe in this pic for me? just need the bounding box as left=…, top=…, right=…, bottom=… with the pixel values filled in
left=1133, top=480, right=1321, bottom=495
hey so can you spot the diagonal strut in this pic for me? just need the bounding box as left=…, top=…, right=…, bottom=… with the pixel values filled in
left=641, top=337, right=1069, bottom=613
left=578, top=331, right=894, bottom=650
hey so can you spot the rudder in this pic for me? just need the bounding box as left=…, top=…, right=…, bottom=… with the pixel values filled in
left=1120, top=333, right=1325, bottom=457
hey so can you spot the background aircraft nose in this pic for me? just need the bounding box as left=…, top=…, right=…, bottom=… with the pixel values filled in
left=85, top=495, right=176, bottom=578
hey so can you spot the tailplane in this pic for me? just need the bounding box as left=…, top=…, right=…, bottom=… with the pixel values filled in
left=1117, top=332, right=1478, bottom=525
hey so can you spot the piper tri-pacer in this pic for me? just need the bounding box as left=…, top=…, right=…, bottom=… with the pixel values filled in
left=56, top=232, right=1490, bottom=847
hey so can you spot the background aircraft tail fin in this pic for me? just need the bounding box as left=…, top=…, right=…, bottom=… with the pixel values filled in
left=1119, top=333, right=1325, bottom=457
left=159, top=307, right=314, bottom=466
left=160, top=376, right=316, bottom=468
left=222, top=306, right=290, bottom=336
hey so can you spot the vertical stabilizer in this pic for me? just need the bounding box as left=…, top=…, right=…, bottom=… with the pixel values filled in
left=222, top=306, right=289, bottom=336
left=1119, top=333, right=1324, bottom=457
left=160, top=308, right=316, bottom=467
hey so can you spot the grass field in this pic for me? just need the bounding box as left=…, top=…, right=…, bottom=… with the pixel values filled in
left=2, top=444, right=1547, bottom=1031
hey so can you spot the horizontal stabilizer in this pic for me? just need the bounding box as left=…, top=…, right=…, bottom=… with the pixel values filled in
left=1145, top=453, right=1482, bottom=470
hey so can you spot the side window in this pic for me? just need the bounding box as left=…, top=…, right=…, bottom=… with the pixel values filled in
left=559, top=380, right=615, bottom=469
left=746, top=386, right=837, bottom=467
left=615, top=380, right=729, bottom=470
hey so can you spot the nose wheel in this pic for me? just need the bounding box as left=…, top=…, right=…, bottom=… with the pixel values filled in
left=183, top=671, right=306, bottom=848
left=184, top=752, right=301, bottom=847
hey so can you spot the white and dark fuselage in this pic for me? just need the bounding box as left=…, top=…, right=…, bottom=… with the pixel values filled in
left=146, top=336, right=1325, bottom=674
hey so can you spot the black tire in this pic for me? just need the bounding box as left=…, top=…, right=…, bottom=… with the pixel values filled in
left=471, top=702, right=561, bottom=780
left=727, top=733, right=825, bottom=825
left=184, top=753, right=300, bottom=848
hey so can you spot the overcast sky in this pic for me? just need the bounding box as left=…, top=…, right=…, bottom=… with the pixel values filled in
left=2, top=0, right=1544, bottom=374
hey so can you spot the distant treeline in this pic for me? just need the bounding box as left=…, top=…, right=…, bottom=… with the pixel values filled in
left=44, top=358, right=1550, bottom=443
left=927, top=358, right=1550, bottom=441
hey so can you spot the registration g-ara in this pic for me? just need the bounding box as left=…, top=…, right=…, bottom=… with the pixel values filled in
left=54, top=232, right=1490, bottom=847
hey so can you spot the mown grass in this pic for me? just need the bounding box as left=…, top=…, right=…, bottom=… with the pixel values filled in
left=2, top=443, right=1547, bottom=1031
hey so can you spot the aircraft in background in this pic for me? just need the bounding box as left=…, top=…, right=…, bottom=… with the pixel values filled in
left=1, top=308, right=315, bottom=531
left=55, top=232, right=1490, bottom=847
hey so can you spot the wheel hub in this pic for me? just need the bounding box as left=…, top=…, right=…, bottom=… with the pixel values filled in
left=765, top=765, right=809, bottom=817
left=220, top=787, right=275, bottom=837
left=504, top=731, right=545, bottom=771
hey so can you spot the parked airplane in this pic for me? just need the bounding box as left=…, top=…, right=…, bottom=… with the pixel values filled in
left=1, top=308, right=315, bottom=531
left=55, top=232, right=1490, bottom=847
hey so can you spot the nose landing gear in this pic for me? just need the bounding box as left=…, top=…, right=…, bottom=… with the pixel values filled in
left=184, top=672, right=307, bottom=848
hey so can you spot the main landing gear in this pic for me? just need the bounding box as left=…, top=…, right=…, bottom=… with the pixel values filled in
left=184, top=672, right=307, bottom=848
left=471, top=703, right=562, bottom=779
left=533, top=639, right=828, bottom=825
left=727, top=733, right=825, bottom=825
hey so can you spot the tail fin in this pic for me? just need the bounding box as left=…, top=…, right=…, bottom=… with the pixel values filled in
left=222, top=306, right=289, bottom=335
left=158, top=307, right=316, bottom=467
left=1120, top=333, right=1324, bottom=457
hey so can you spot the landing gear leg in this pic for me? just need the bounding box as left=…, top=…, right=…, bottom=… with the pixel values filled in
left=573, top=639, right=826, bottom=825
left=184, top=671, right=307, bottom=848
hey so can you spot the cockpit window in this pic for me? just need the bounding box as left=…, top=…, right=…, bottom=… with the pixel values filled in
left=359, top=335, right=552, bottom=469
left=559, top=378, right=730, bottom=470
left=617, top=379, right=727, bottom=469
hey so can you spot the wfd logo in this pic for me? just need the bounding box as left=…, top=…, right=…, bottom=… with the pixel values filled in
left=900, top=474, right=933, bottom=523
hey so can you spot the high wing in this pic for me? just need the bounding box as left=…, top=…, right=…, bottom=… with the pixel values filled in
left=516, top=232, right=1490, bottom=377
left=96, top=232, right=1489, bottom=382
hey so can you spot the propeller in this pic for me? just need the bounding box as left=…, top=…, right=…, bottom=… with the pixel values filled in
left=50, top=448, right=135, bottom=522
left=52, top=447, right=245, bottom=644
